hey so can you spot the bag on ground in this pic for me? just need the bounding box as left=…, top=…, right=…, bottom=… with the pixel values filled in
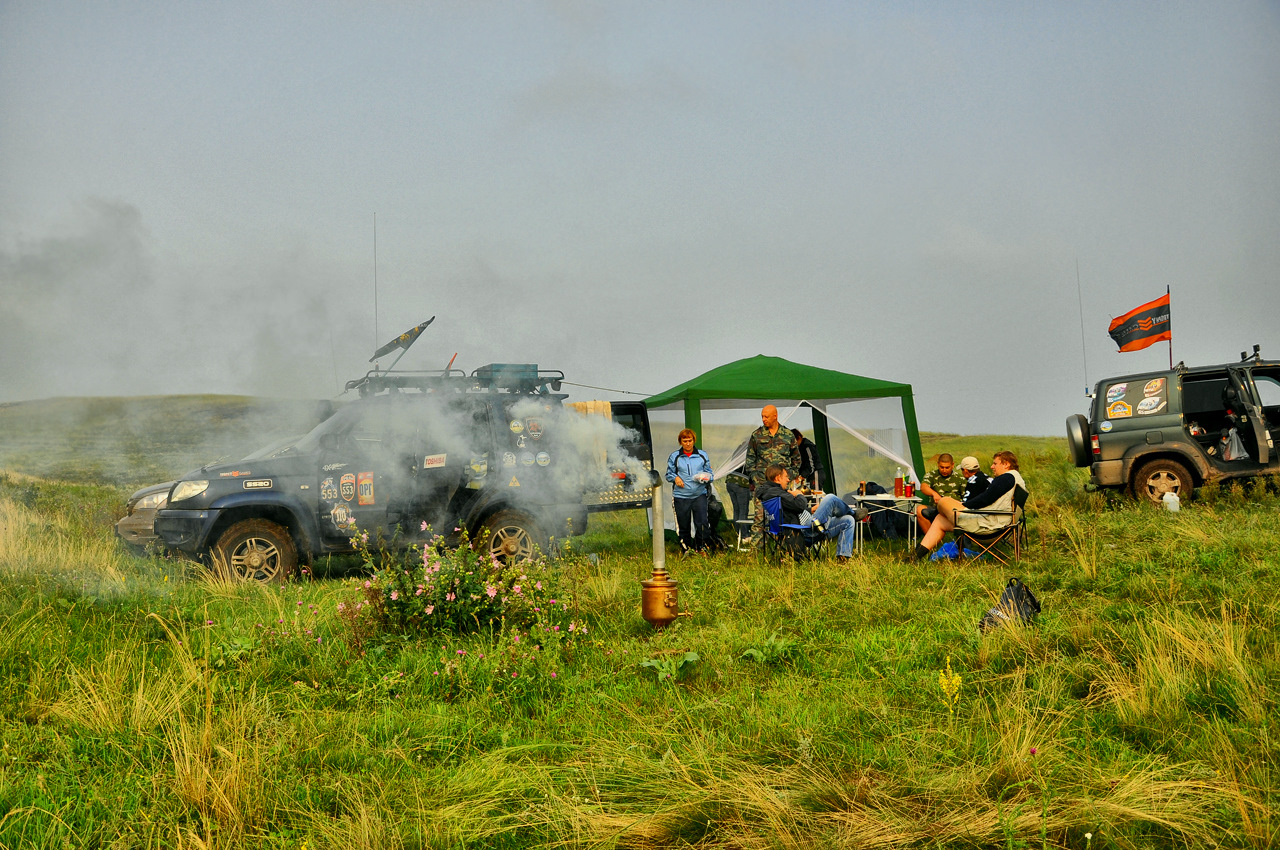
left=978, top=577, right=1041, bottom=633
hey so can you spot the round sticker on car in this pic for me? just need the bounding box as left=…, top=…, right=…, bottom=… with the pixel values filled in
left=1100, top=421, right=1113, bottom=432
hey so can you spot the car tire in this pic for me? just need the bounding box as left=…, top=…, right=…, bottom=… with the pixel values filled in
left=213, top=519, right=298, bottom=583
left=1065, top=414, right=1092, bottom=468
left=480, top=511, right=544, bottom=563
left=1131, top=458, right=1193, bottom=505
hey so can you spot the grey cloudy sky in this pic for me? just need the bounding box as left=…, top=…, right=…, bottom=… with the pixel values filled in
left=2, top=1, right=1277, bottom=435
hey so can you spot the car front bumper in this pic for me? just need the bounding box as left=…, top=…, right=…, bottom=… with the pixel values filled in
left=155, top=509, right=218, bottom=552
left=115, top=509, right=161, bottom=548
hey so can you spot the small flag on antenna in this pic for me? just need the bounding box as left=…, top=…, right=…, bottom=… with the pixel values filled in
left=1108, top=294, right=1170, bottom=353
left=370, top=317, right=434, bottom=362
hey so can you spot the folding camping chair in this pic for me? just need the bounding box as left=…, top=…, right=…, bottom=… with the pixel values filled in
left=954, top=486, right=1029, bottom=566
left=760, top=497, right=829, bottom=561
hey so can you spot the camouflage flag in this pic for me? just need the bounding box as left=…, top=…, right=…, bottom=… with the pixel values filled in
left=370, top=317, right=434, bottom=362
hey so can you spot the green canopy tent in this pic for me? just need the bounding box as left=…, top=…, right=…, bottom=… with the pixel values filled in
left=644, top=355, right=925, bottom=494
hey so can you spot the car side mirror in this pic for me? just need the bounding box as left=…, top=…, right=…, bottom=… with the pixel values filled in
left=318, top=433, right=340, bottom=452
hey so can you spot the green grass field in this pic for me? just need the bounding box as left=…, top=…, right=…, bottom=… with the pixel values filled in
left=0, top=397, right=1276, bottom=848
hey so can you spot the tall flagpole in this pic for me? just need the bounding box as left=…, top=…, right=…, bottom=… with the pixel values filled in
left=1167, top=285, right=1172, bottom=369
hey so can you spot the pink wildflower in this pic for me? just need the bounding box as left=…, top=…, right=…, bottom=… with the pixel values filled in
left=421, top=521, right=429, bottom=531
left=426, top=605, right=434, bottom=615
left=486, top=585, right=498, bottom=598
left=390, top=591, right=398, bottom=601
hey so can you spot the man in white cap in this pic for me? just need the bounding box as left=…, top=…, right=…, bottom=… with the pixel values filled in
left=959, top=456, right=991, bottom=502
left=917, top=454, right=990, bottom=535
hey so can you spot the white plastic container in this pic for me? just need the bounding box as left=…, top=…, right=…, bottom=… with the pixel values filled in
left=1162, top=491, right=1181, bottom=512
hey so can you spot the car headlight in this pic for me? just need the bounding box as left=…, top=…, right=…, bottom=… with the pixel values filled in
left=136, top=491, right=169, bottom=511
left=170, top=480, right=209, bottom=503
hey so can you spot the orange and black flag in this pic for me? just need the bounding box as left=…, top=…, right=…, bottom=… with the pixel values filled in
left=370, top=316, right=435, bottom=362
left=1108, top=293, right=1170, bottom=352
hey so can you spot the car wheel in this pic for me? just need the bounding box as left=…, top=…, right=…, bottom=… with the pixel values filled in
left=480, top=511, right=544, bottom=563
left=213, top=519, right=298, bottom=583
left=1131, top=459, right=1192, bottom=505
left=1065, top=414, right=1092, bottom=468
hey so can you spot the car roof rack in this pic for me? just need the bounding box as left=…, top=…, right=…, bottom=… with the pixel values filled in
left=344, top=364, right=567, bottom=400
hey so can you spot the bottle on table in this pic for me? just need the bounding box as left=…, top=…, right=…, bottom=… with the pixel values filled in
left=894, top=467, right=904, bottom=497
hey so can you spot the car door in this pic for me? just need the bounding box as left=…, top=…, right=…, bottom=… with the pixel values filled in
left=406, top=398, right=492, bottom=536
left=1227, top=366, right=1270, bottom=465
left=317, top=399, right=419, bottom=542
left=1242, top=366, right=1279, bottom=469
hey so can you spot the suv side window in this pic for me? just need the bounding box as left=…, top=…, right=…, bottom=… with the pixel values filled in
left=1253, top=368, right=1280, bottom=429
left=1181, top=374, right=1231, bottom=434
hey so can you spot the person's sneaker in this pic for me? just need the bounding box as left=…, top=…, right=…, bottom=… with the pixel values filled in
left=836, top=555, right=851, bottom=564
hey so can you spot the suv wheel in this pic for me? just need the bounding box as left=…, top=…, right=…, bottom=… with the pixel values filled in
left=481, top=511, right=543, bottom=563
left=1131, top=459, right=1192, bottom=505
left=213, top=519, right=298, bottom=583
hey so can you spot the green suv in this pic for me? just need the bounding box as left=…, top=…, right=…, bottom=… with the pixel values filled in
left=1066, top=347, right=1280, bottom=503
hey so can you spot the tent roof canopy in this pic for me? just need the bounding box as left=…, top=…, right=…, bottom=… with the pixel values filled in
left=644, top=355, right=912, bottom=410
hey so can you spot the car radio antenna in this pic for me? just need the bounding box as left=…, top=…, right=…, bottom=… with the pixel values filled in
left=1075, top=257, right=1090, bottom=396
left=369, top=316, right=436, bottom=370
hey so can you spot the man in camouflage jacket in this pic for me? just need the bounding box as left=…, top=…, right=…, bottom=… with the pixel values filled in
left=916, top=453, right=966, bottom=535
left=744, top=404, right=801, bottom=540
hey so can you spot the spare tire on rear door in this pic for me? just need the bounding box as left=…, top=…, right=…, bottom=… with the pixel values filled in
left=1066, top=414, right=1092, bottom=468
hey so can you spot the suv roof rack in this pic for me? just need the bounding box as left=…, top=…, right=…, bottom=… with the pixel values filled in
left=344, top=363, right=567, bottom=399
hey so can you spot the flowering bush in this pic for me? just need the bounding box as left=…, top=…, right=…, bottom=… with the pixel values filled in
left=339, top=526, right=577, bottom=643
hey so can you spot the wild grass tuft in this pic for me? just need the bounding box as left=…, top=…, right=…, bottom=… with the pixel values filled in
left=2, top=431, right=1278, bottom=848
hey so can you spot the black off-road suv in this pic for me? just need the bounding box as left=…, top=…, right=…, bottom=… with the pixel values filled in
left=155, top=364, right=654, bottom=581
left=1066, top=346, right=1280, bottom=503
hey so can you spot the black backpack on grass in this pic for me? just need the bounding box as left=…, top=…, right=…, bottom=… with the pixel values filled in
left=978, top=578, right=1041, bottom=633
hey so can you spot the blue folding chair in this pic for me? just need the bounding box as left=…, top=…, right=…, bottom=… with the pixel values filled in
left=761, top=497, right=828, bottom=561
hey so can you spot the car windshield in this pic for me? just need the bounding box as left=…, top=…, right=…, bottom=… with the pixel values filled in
left=241, top=435, right=303, bottom=461
left=292, top=403, right=369, bottom=455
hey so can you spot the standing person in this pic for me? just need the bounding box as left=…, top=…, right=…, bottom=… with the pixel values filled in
left=745, top=405, right=800, bottom=488
left=914, top=451, right=1026, bottom=559
left=916, top=453, right=966, bottom=535
left=744, top=405, right=801, bottom=541
left=666, top=429, right=714, bottom=553
left=793, top=429, right=825, bottom=491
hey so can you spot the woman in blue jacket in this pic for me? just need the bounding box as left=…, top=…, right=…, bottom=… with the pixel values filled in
left=666, top=428, right=714, bottom=553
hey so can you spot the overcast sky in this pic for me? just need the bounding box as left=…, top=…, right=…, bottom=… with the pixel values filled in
left=2, top=1, right=1277, bottom=435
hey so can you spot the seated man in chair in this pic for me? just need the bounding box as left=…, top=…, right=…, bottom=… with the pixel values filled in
left=755, top=464, right=861, bottom=563
left=913, top=451, right=1026, bottom=560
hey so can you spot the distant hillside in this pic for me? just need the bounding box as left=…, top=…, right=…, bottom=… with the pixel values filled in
left=0, top=395, right=335, bottom=488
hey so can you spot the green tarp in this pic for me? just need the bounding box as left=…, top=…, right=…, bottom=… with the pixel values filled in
left=644, top=355, right=924, bottom=486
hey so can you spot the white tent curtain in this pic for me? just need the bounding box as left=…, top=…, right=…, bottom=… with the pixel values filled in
left=710, top=400, right=916, bottom=483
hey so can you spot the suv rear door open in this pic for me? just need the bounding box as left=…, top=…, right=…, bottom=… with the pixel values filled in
left=1228, top=366, right=1271, bottom=465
